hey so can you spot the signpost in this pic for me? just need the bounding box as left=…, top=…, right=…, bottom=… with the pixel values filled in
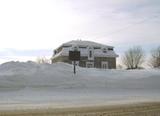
left=69, top=51, right=80, bottom=74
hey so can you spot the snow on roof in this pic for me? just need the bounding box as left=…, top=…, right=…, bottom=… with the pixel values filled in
left=58, top=40, right=113, bottom=49
left=52, top=40, right=118, bottom=58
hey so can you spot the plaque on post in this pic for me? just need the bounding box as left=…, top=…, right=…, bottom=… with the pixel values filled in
left=69, top=51, right=80, bottom=74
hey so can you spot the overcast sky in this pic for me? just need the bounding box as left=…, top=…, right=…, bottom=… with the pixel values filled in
left=0, top=0, right=160, bottom=63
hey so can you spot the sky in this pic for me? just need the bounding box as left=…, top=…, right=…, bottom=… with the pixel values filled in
left=0, top=0, right=160, bottom=64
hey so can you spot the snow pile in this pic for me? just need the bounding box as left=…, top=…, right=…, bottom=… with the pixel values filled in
left=0, top=61, right=160, bottom=90
left=0, top=61, right=160, bottom=108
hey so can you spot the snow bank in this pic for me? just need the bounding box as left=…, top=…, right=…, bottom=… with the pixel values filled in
left=0, top=61, right=160, bottom=90
left=0, top=61, right=160, bottom=108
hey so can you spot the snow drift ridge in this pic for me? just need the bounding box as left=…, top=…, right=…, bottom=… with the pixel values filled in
left=0, top=61, right=160, bottom=90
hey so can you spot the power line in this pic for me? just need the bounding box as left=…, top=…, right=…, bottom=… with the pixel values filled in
left=105, top=13, right=160, bottom=37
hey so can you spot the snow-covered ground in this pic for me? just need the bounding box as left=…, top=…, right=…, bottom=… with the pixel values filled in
left=0, top=61, right=160, bottom=109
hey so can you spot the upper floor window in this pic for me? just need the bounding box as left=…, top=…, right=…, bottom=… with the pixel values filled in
left=89, top=50, right=92, bottom=58
left=108, top=48, right=113, bottom=51
left=79, top=46, right=87, bottom=49
left=103, top=48, right=107, bottom=53
left=94, top=47, right=101, bottom=49
left=88, top=46, right=94, bottom=60
left=72, top=45, right=79, bottom=51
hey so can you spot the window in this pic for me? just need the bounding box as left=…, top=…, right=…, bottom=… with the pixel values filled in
left=94, top=47, right=101, bottom=49
left=88, top=46, right=94, bottom=60
left=89, top=51, right=92, bottom=58
left=108, top=48, right=113, bottom=51
left=79, top=46, right=87, bottom=49
left=74, top=47, right=78, bottom=51
left=86, top=62, right=94, bottom=68
left=72, top=46, right=79, bottom=51
left=103, top=48, right=107, bottom=53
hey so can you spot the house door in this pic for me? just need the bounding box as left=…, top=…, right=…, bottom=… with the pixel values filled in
left=101, top=61, right=108, bottom=69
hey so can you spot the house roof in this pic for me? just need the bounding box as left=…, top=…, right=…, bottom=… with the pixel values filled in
left=52, top=40, right=118, bottom=59
left=61, top=40, right=113, bottom=48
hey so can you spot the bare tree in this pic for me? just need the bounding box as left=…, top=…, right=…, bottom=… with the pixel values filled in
left=149, top=46, right=160, bottom=68
left=36, top=56, right=51, bottom=64
left=122, top=46, right=145, bottom=69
